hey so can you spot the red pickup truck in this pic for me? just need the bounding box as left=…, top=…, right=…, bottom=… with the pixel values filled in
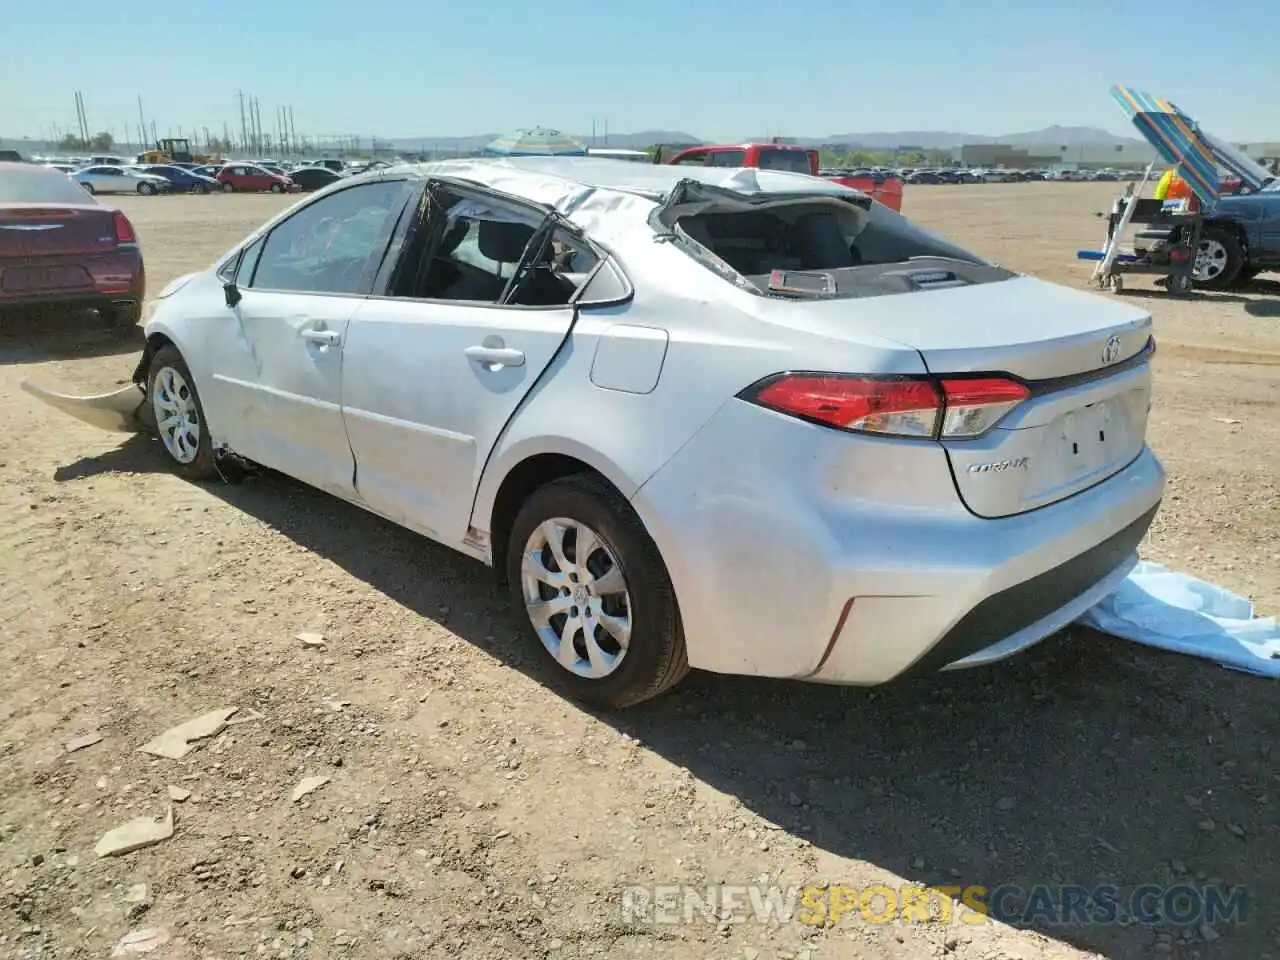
left=661, top=143, right=904, bottom=212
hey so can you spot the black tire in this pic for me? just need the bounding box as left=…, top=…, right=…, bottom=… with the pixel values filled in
left=81, top=182, right=95, bottom=195
left=1193, top=227, right=1243, bottom=290
left=270, top=183, right=284, bottom=193
left=138, top=182, right=155, bottom=196
left=1236, top=266, right=1261, bottom=285
left=506, top=474, right=689, bottom=708
left=222, top=181, right=234, bottom=193
left=146, top=345, right=220, bottom=481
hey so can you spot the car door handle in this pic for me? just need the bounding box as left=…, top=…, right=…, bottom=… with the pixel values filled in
left=465, top=346, right=525, bottom=368
left=301, top=328, right=341, bottom=345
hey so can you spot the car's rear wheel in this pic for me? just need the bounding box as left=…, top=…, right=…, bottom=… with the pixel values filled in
left=221, top=182, right=234, bottom=193
left=1193, top=227, right=1243, bottom=289
left=147, top=346, right=219, bottom=481
left=138, top=182, right=155, bottom=196
left=506, top=474, right=688, bottom=708
left=81, top=182, right=95, bottom=195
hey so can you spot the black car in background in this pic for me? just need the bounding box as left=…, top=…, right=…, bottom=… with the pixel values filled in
left=287, top=166, right=342, bottom=192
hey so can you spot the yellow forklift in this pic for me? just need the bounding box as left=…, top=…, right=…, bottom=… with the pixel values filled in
left=135, top=138, right=216, bottom=166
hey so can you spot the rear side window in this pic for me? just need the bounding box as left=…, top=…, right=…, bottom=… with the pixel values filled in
left=0, top=166, right=96, bottom=204
left=756, top=149, right=813, bottom=174
left=707, top=150, right=747, bottom=167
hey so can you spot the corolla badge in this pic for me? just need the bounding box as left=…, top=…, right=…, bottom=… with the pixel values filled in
left=968, top=456, right=1030, bottom=474
left=1101, top=334, right=1122, bottom=365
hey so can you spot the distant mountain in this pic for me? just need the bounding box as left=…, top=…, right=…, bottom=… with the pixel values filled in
left=808, top=131, right=996, bottom=150
left=749, top=126, right=1145, bottom=150
left=381, top=129, right=701, bottom=153
left=377, top=125, right=1143, bottom=155
left=1001, top=125, right=1142, bottom=147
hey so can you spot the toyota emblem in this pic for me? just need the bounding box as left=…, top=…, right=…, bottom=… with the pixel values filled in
left=1101, top=334, right=1122, bottom=365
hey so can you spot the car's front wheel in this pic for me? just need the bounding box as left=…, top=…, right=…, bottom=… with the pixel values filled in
left=1193, top=227, right=1243, bottom=289
left=80, top=182, right=95, bottom=195
left=138, top=181, right=156, bottom=195
left=270, top=183, right=284, bottom=193
left=147, top=346, right=219, bottom=480
left=506, top=474, right=688, bottom=708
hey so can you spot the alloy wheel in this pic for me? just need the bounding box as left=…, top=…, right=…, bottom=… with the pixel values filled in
left=151, top=366, right=201, bottom=464
left=520, top=517, right=632, bottom=679
left=1194, top=238, right=1228, bottom=283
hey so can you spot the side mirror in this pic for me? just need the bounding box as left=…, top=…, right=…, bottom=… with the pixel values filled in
left=223, top=281, right=242, bottom=308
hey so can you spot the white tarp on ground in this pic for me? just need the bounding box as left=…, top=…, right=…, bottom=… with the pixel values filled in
left=1079, top=562, right=1280, bottom=677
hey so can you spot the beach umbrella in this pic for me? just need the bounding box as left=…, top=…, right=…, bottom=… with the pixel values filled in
left=1110, top=85, right=1270, bottom=203
left=483, top=127, right=587, bottom=157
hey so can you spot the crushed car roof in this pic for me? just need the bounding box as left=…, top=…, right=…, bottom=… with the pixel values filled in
left=394, top=156, right=862, bottom=220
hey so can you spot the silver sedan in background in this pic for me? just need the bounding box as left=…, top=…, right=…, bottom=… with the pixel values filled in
left=71, top=165, right=171, bottom=196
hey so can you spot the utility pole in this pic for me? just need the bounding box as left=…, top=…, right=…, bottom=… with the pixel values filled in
left=238, top=91, right=248, bottom=153
left=288, top=106, right=296, bottom=155
left=253, top=98, right=263, bottom=154
left=137, top=97, right=149, bottom=151
left=74, top=91, right=89, bottom=146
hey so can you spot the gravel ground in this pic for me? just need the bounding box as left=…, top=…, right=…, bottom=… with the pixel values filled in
left=0, top=182, right=1276, bottom=960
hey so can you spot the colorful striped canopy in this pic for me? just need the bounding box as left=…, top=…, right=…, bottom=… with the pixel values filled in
left=482, top=127, right=587, bottom=157
left=1110, top=85, right=1270, bottom=203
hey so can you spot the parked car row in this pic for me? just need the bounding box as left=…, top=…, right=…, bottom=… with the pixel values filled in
left=893, top=166, right=1142, bottom=185
left=36, top=156, right=364, bottom=197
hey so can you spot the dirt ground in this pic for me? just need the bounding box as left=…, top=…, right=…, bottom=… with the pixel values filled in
left=1, top=183, right=1276, bottom=960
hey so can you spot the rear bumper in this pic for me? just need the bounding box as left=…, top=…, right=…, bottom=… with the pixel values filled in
left=632, top=399, right=1165, bottom=685
left=0, top=251, right=144, bottom=320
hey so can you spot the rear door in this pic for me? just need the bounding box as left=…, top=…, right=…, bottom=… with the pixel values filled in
left=339, top=181, right=590, bottom=542
left=204, top=177, right=414, bottom=498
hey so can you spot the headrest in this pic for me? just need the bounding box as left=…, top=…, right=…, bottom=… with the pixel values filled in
left=478, top=219, right=535, bottom=263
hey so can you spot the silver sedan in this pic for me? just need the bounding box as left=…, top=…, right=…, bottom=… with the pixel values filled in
left=25, top=159, right=1164, bottom=709
left=71, top=165, right=170, bottom=196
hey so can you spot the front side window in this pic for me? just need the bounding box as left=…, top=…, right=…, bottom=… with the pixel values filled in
left=672, top=151, right=708, bottom=166
left=248, top=180, right=410, bottom=295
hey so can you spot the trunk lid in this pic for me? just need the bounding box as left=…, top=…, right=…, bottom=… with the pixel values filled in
left=0, top=204, right=119, bottom=258
left=767, top=275, right=1153, bottom=382
left=763, top=276, right=1154, bottom=518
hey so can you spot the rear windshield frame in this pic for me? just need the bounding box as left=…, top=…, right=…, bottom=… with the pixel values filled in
left=652, top=187, right=1007, bottom=299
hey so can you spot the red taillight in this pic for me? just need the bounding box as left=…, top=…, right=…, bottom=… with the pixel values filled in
left=114, top=211, right=136, bottom=245
left=747, top=375, right=943, bottom=438
left=743, top=372, right=1030, bottom=439
left=937, top=377, right=1031, bottom=438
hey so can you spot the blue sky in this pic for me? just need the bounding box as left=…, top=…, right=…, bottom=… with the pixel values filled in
left=3, top=0, right=1275, bottom=143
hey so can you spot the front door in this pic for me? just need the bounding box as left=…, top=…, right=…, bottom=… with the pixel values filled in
left=204, top=177, right=414, bottom=497
left=339, top=183, right=587, bottom=542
